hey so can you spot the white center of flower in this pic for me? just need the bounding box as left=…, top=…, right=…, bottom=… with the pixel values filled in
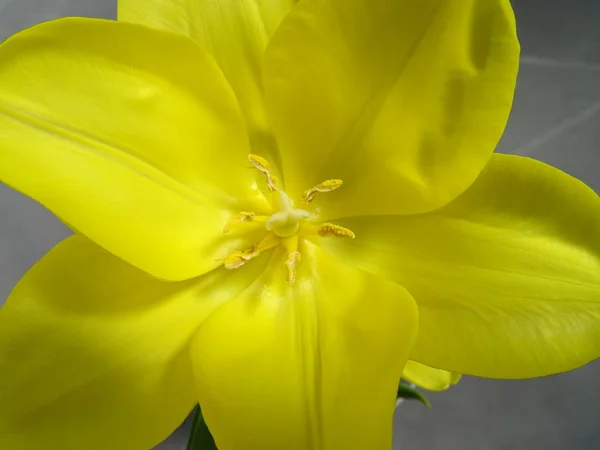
left=265, top=191, right=312, bottom=238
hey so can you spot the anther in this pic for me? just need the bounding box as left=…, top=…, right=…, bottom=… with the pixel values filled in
left=223, top=248, right=257, bottom=269
left=249, top=154, right=278, bottom=191
left=285, top=251, right=301, bottom=285
left=223, top=212, right=255, bottom=233
left=222, top=233, right=281, bottom=270
left=318, top=223, right=356, bottom=239
left=303, top=179, right=343, bottom=203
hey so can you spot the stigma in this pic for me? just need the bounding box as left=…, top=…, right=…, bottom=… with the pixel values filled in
left=221, top=154, right=355, bottom=284
left=265, top=191, right=312, bottom=237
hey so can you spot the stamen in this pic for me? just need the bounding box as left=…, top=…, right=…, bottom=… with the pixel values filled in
left=256, top=232, right=280, bottom=253
left=283, top=235, right=301, bottom=285
left=223, top=211, right=255, bottom=233
left=285, top=251, right=301, bottom=285
left=223, top=248, right=257, bottom=269
left=303, top=179, right=343, bottom=203
left=223, top=233, right=280, bottom=270
left=318, top=223, right=356, bottom=239
left=268, top=174, right=279, bottom=192
left=248, top=154, right=271, bottom=172
left=249, top=154, right=278, bottom=191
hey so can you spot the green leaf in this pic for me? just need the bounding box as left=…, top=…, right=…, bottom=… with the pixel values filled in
left=187, top=406, right=218, bottom=450
left=397, top=383, right=431, bottom=408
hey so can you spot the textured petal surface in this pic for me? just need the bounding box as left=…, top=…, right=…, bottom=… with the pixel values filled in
left=402, top=361, right=461, bottom=392
left=321, top=154, right=600, bottom=378
left=0, top=235, right=267, bottom=450
left=119, top=0, right=297, bottom=169
left=265, top=0, right=519, bottom=215
left=0, top=18, right=265, bottom=281
left=190, top=244, right=418, bottom=449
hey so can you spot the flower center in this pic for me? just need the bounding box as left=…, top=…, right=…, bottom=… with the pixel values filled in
left=265, top=191, right=312, bottom=238
left=220, top=154, right=354, bottom=284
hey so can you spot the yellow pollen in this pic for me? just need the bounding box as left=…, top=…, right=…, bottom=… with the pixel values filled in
left=249, top=154, right=278, bottom=191
left=318, top=223, right=356, bottom=239
left=303, top=179, right=343, bottom=203
left=223, top=248, right=257, bottom=269
left=283, top=235, right=301, bottom=284
left=223, top=211, right=256, bottom=233
left=248, top=154, right=270, bottom=172
left=223, top=233, right=280, bottom=270
left=285, top=251, right=301, bottom=285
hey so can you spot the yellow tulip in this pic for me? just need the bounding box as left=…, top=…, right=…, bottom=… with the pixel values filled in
left=0, top=1, right=598, bottom=449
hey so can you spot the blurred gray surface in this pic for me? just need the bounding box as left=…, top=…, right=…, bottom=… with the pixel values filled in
left=0, top=0, right=599, bottom=449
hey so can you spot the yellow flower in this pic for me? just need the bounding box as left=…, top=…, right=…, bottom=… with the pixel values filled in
left=0, top=0, right=598, bottom=449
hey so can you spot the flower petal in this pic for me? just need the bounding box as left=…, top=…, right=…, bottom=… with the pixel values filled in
left=119, top=0, right=297, bottom=166
left=0, top=234, right=266, bottom=450
left=402, top=361, right=461, bottom=392
left=0, top=18, right=264, bottom=281
left=264, top=0, right=519, bottom=215
left=320, top=154, right=600, bottom=378
left=190, top=243, right=418, bottom=449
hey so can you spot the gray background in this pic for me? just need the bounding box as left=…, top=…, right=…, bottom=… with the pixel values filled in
left=0, top=0, right=598, bottom=449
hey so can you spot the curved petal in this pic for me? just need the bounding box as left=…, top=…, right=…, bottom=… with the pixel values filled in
left=0, top=18, right=265, bottom=281
left=118, top=0, right=298, bottom=169
left=320, top=154, right=600, bottom=378
left=0, top=234, right=267, bottom=450
left=190, top=243, right=418, bottom=449
left=264, top=0, right=519, bottom=216
left=402, top=361, right=461, bottom=392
